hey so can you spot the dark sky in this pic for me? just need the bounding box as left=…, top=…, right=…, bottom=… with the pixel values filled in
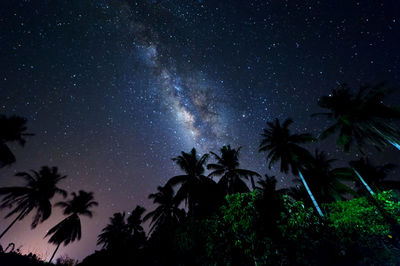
left=0, top=0, right=399, bottom=262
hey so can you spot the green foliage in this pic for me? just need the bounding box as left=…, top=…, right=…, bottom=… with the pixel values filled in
left=278, top=195, right=322, bottom=240
left=375, top=190, right=400, bottom=222
left=221, top=191, right=258, bottom=242
left=276, top=195, right=328, bottom=265
left=326, top=190, right=400, bottom=236
left=203, top=191, right=400, bottom=265
left=324, top=190, right=400, bottom=265
left=173, top=218, right=213, bottom=265
left=204, top=191, right=266, bottom=265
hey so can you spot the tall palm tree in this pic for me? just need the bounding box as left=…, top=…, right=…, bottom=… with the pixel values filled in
left=97, top=212, right=128, bottom=250
left=207, top=145, right=260, bottom=194
left=144, top=184, right=185, bottom=234
left=350, top=158, right=398, bottom=193
left=315, top=83, right=400, bottom=152
left=315, top=84, right=400, bottom=196
left=259, top=118, right=324, bottom=216
left=126, top=205, right=147, bottom=248
left=167, top=148, right=209, bottom=216
left=45, top=190, right=98, bottom=263
left=0, top=115, right=34, bottom=167
left=298, top=150, right=354, bottom=203
left=0, top=166, right=67, bottom=239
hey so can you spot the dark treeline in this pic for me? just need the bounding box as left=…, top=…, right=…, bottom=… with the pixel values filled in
left=0, top=83, right=400, bottom=265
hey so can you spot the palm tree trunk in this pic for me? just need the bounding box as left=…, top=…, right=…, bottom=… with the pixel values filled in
left=188, top=196, right=194, bottom=217
left=49, top=242, right=61, bottom=263
left=352, top=168, right=375, bottom=196
left=250, top=176, right=256, bottom=190
left=370, top=126, right=400, bottom=151
left=388, top=140, right=400, bottom=151
left=298, top=171, right=324, bottom=217
left=0, top=208, right=28, bottom=239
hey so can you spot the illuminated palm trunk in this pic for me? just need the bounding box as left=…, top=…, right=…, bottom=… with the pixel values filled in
left=388, top=140, right=400, bottom=151
left=298, top=171, right=324, bottom=217
left=370, top=125, right=400, bottom=151
left=352, top=168, right=375, bottom=196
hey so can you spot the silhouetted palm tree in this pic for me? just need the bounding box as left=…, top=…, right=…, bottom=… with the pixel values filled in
left=259, top=118, right=324, bottom=216
left=350, top=158, right=398, bottom=193
left=46, top=190, right=98, bottom=263
left=97, top=212, right=128, bottom=250
left=299, top=150, right=354, bottom=203
left=127, top=205, right=147, bottom=248
left=257, top=174, right=288, bottom=197
left=144, top=185, right=185, bottom=234
left=167, top=148, right=209, bottom=216
left=207, top=145, right=260, bottom=194
left=255, top=174, right=289, bottom=238
left=0, top=166, right=67, bottom=239
left=0, top=115, right=34, bottom=167
left=127, top=206, right=145, bottom=235
left=315, top=83, right=400, bottom=152
left=259, top=118, right=314, bottom=174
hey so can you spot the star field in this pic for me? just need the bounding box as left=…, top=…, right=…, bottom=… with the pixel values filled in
left=0, top=0, right=399, bottom=261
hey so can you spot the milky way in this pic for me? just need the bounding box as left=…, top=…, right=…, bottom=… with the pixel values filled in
left=0, top=0, right=399, bottom=261
left=118, top=0, right=229, bottom=152
left=138, top=42, right=227, bottom=151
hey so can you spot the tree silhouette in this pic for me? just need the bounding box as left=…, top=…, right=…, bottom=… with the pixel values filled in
left=207, top=145, right=260, bottom=194
left=259, top=118, right=324, bottom=216
left=0, top=115, right=34, bottom=167
left=298, top=150, right=354, bottom=203
left=315, top=83, right=400, bottom=152
left=45, top=190, right=98, bottom=263
left=259, top=118, right=314, bottom=174
left=255, top=174, right=289, bottom=240
left=144, top=184, right=185, bottom=234
left=0, top=166, right=67, bottom=239
left=97, top=212, right=128, bottom=250
left=97, top=206, right=146, bottom=264
left=126, top=205, right=147, bottom=249
left=167, top=148, right=209, bottom=216
left=350, top=158, right=398, bottom=193
left=256, top=173, right=288, bottom=197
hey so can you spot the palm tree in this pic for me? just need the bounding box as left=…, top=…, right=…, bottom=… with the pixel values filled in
left=144, top=184, right=185, bottom=234
left=256, top=174, right=288, bottom=197
left=350, top=158, right=398, bottom=194
left=0, top=115, right=34, bottom=167
left=126, top=205, right=147, bottom=248
left=167, top=148, right=209, bottom=216
left=127, top=206, right=145, bottom=235
left=97, top=212, right=128, bottom=250
left=256, top=174, right=289, bottom=235
left=45, top=190, right=98, bottom=263
left=259, top=118, right=324, bottom=216
left=298, top=150, right=354, bottom=203
left=315, top=84, right=400, bottom=196
left=315, top=83, right=400, bottom=152
left=0, top=166, right=67, bottom=239
left=207, top=145, right=260, bottom=194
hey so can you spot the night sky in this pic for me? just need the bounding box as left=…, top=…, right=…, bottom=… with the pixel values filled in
left=1, top=0, right=400, bottom=261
